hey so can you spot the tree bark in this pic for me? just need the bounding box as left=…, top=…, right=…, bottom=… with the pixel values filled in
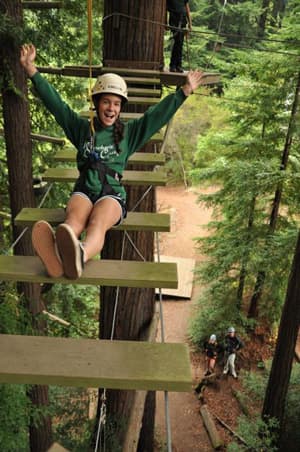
left=262, top=231, right=300, bottom=436
left=95, top=1, right=166, bottom=449
left=1, top=1, right=52, bottom=450
left=258, top=0, right=270, bottom=37
left=103, top=0, right=165, bottom=69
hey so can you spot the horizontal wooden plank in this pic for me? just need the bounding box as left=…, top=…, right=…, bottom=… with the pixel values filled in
left=0, top=256, right=178, bottom=288
left=22, top=1, right=62, bottom=9
left=38, top=67, right=161, bottom=84
left=15, top=209, right=170, bottom=232
left=80, top=110, right=143, bottom=121
left=127, top=96, right=158, bottom=105
left=127, top=87, right=161, bottom=97
left=0, top=334, right=192, bottom=391
left=53, top=149, right=165, bottom=166
left=43, top=168, right=167, bottom=186
left=37, top=65, right=220, bottom=86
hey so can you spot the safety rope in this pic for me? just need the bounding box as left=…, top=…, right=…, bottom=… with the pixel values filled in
left=87, top=0, right=95, bottom=136
left=206, top=0, right=228, bottom=69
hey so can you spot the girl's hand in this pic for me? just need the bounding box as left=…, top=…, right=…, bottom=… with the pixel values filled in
left=182, top=70, right=204, bottom=96
left=20, top=44, right=38, bottom=77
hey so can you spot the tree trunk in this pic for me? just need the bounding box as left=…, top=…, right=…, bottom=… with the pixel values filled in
left=137, top=391, right=156, bottom=452
left=95, top=1, right=166, bottom=449
left=1, top=1, right=52, bottom=450
left=248, top=72, right=300, bottom=318
left=258, top=0, right=270, bottom=37
left=236, top=196, right=256, bottom=309
left=262, top=230, right=300, bottom=436
left=103, top=0, right=165, bottom=70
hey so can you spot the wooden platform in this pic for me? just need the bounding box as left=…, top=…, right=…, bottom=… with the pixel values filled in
left=15, top=209, right=171, bottom=232
left=0, top=334, right=192, bottom=392
left=155, top=256, right=195, bottom=298
left=37, top=65, right=220, bottom=87
left=42, top=168, right=167, bottom=186
left=53, top=149, right=165, bottom=166
left=0, top=256, right=177, bottom=288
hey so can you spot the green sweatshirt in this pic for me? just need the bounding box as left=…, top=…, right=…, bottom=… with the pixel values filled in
left=31, top=72, right=187, bottom=202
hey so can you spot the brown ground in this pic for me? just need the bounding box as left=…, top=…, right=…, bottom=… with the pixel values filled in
left=154, top=185, right=243, bottom=452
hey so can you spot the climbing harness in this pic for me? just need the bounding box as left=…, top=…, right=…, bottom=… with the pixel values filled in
left=77, top=150, right=123, bottom=198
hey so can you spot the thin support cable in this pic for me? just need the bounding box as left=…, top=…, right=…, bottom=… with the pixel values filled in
left=131, top=185, right=153, bottom=212
left=155, top=231, right=172, bottom=452
left=5, top=182, right=54, bottom=255
left=124, top=231, right=146, bottom=261
left=207, top=0, right=228, bottom=69
left=94, top=231, right=127, bottom=452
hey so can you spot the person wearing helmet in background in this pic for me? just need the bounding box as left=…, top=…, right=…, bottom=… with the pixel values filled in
left=223, top=326, right=244, bottom=379
left=203, top=334, right=219, bottom=376
left=20, top=44, right=203, bottom=279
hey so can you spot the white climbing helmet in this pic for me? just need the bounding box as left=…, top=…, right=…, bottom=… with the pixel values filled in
left=92, top=73, right=128, bottom=104
left=228, top=326, right=235, bottom=333
left=210, top=334, right=217, bottom=341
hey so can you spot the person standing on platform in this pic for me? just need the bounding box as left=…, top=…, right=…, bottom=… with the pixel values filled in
left=167, top=0, right=192, bottom=72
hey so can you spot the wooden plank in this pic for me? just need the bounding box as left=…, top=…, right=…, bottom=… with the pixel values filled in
left=200, top=405, right=223, bottom=449
left=0, top=256, right=177, bottom=288
left=155, top=256, right=195, bottom=298
left=42, top=168, right=167, bottom=186
left=0, top=334, right=192, bottom=392
left=15, top=209, right=170, bottom=232
left=36, top=65, right=219, bottom=86
left=53, top=149, right=165, bottom=165
left=47, top=444, right=69, bottom=452
left=22, top=1, right=62, bottom=9
left=80, top=110, right=143, bottom=121
left=127, top=87, right=161, bottom=97
left=0, top=129, right=65, bottom=145
left=160, top=71, right=221, bottom=87
left=37, top=67, right=161, bottom=84
left=127, top=96, right=159, bottom=105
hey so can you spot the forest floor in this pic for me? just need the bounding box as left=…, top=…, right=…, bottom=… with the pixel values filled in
left=153, top=184, right=275, bottom=452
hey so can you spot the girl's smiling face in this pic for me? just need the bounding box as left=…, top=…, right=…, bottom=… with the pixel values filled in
left=97, top=94, right=122, bottom=127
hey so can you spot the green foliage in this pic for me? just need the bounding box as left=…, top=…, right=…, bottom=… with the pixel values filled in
left=50, top=386, right=94, bottom=451
left=231, top=362, right=300, bottom=451
left=43, top=283, right=98, bottom=338
left=227, top=415, right=279, bottom=452
left=0, top=384, right=30, bottom=452
left=280, top=363, right=300, bottom=451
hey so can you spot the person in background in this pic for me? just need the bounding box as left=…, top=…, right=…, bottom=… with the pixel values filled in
left=167, top=0, right=192, bottom=72
left=204, top=334, right=219, bottom=376
left=223, top=326, right=243, bottom=379
left=20, top=44, right=203, bottom=280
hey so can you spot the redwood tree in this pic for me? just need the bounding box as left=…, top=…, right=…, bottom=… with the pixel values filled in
left=96, top=1, right=166, bottom=449
left=262, top=230, right=300, bottom=440
left=1, top=1, right=52, bottom=450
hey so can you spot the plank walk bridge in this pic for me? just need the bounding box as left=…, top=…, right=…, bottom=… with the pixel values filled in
left=2, top=2, right=221, bottom=450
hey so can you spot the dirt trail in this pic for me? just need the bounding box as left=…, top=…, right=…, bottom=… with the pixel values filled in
left=154, top=185, right=214, bottom=452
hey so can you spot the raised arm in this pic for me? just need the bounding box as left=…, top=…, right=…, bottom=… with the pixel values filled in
left=20, top=44, right=38, bottom=78
left=181, top=70, right=204, bottom=96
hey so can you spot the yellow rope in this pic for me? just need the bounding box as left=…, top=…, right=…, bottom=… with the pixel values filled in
left=87, top=0, right=95, bottom=135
